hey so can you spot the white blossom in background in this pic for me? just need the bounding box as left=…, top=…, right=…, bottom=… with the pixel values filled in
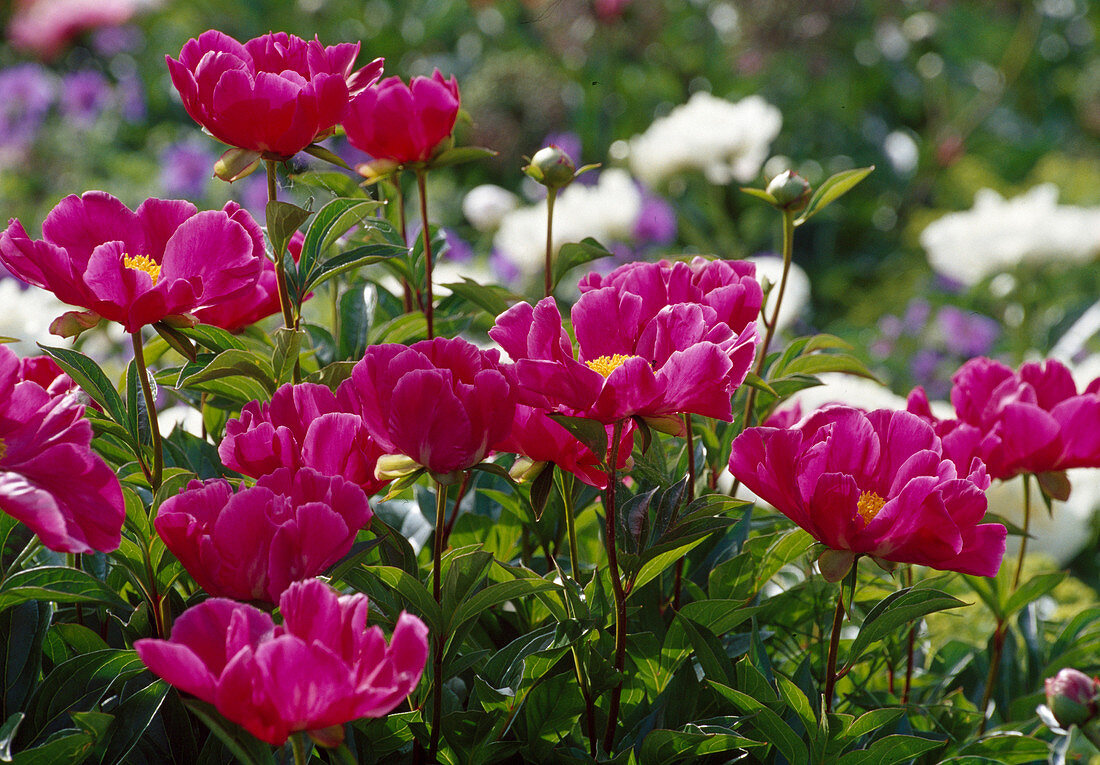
left=920, top=184, right=1100, bottom=286
left=0, top=279, right=69, bottom=354
left=625, top=92, right=782, bottom=187
left=493, top=169, right=642, bottom=276
left=462, top=184, right=519, bottom=232
left=746, top=255, right=810, bottom=335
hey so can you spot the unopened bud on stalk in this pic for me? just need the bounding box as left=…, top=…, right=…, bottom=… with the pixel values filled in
left=765, top=170, right=813, bottom=212
left=1045, top=668, right=1100, bottom=728
left=525, top=145, right=577, bottom=189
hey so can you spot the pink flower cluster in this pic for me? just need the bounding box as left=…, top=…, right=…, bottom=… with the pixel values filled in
left=135, top=579, right=428, bottom=745
left=907, top=357, right=1100, bottom=481
left=729, top=406, right=1006, bottom=578
left=0, top=346, right=124, bottom=553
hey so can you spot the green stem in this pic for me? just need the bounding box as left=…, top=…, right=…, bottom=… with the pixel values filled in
left=4, top=536, right=41, bottom=581
left=131, top=331, right=162, bottom=492
left=601, top=421, right=628, bottom=754
left=1080, top=722, right=1100, bottom=752
left=265, top=160, right=297, bottom=334
left=395, top=175, right=415, bottom=313
left=544, top=188, right=558, bottom=298
left=429, top=480, right=449, bottom=762
left=824, top=565, right=856, bottom=713
left=672, top=413, right=696, bottom=610
left=416, top=170, right=436, bottom=340
left=1013, top=474, right=1032, bottom=590
left=290, top=732, right=308, bottom=765
left=559, top=471, right=582, bottom=582
left=978, top=619, right=1007, bottom=735
left=902, top=565, right=916, bottom=704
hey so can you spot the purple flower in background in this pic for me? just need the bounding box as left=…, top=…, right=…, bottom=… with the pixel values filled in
left=60, top=70, right=112, bottom=126
left=161, top=140, right=215, bottom=199
left=902, top=298, right=931, bottom=334
left=911, top=348, right=948, bottom=399
left=878, top=314, right=902, bottom=340
left=632, top=189, right=677, bottom=245
left=489, top=249, right=521, bottom=286
left=444, top=228, right=473, bottom=262
left=116, top=74, right=145, bottom=122
left=90, top=24, right=142, bottom=57
left=0, top=64, right=55, bottom=165
left=235, top=173, right=270, bottom=222
left=937, top=306, right=999, bottom=357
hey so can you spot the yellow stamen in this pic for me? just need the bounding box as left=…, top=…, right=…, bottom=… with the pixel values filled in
left=585, top=354, right=636, bottom=378
left=857, top=490, right=886, bottom=523
left=0, top=439, right=6, bottom=460
left=123, top=254, right=161, bottom=285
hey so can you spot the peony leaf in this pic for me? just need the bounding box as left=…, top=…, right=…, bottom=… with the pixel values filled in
left=181, top=699, right=275, bottom=765
left=552, top=238, right=613, bottom=293
left=302, top=143, right=351, bottom=170
left=795, top=166, right=875, bottom=225
left=213, top=147, right=262, bottom=182
left=37, top=345, right=133, bottom=444
left=265, top=200, right=312, bottom=267
left=176, top=349, right=276, bottom=398
left=843, top=586, right=965, bottom=670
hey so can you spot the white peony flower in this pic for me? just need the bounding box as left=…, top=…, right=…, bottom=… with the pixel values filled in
left=746, top=254, right=810, bottom=335
left=0, top=280, right=69, bottom=355
left=625, top=92, right=782, bottom=187
left=919, top=184, right=1100, bottom=286
left=462, top=184, right=519, bottom=232
left=493, top=169, right=642, bottom=275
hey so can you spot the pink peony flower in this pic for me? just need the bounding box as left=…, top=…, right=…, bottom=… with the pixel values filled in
left=155, top=468, right=372, bottom=603
left=1045, top=668, right=1099, bottom=728
left=489, top=291, right=757, bottom=429
left=908, top=357, right=1100, bottom=481
left=498, top=404, right=634, bottom=489
left=577, top=257, right=763, bottom=338
left=0, top=193, right=266, bottom=334
left=219, top=381, right=388, bottom=497
left=343, top=70, right=460, bottom=165
left=193, top=230, right=306, bottom=332
left=7, top=0, right=139, bottom=60
left=134, top=578, right=428, bottom=745
left=346, top=337, right=515, bottom=478
left=728, top=406, right=1006, bottom=578
left=167, top=31, right=383, bottom=158
left=0, top=345, right=123, bottom=553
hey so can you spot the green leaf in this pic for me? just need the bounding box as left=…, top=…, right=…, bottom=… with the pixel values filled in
left=1002, top=571, right=1065, bottom=618
left=780, top=352, right=879, bottom=381
left=151, top=322, right=198, bottom=362
left=305, top=362, right=356, bottom=390
left=0, top=712, right=23, bottom=761
left=627, top=537, right=708, bottom=596
left=296, top=198, right=387, bottom=295
left=638, top=728, right=761, bottom=764
left=440, top=278, right=516, bottom=319
left=10, top=731, right=95, bottom=765
left=99, top=679, right=169, bottom=764
left=174, top=324, right=249, bottom=353
left=176, top=349, right=276, bottom=398
left=37, top=346, right=130, bottom=439
left=271, top=328, right=305, bottom=386
left=836, top=734, right=942, bottom=765
left=0, top=601, right=51, bottom=717
left=546, top=414, right=608, bottom=462
left=528, top=463, right=555, bottom=521
left=739, top=187, right=779, bottom=205
left=360, top=566, right=443, bottom=634
left=1036, top=470, right=1071, bottom=502
left=830, top=708, right=905, bottom=751
left=183, top=699, right=275, bottom=765
left=289, top=170, right=367, bottom=199
left=429, top=145, right=497, bottom=168
left=337, top=288, right=371, bottom=361
left=298, top=243, right=405, bottom=300
left=302, top=143, right=352, bottom=170
left=552, top=238, right=613, bottom=291
left=843, top=586, right=965, bottom=670
left=265, top=200, right=312, bottom=262
left=0, top=567, right=130, bottom=613
left=213, top=147, right=261, bottom=182
left=795, top=166, right=875, bottom=225
left=448, top=578, right=562, bottom=636
left=709, top=682, right=809, bottom=765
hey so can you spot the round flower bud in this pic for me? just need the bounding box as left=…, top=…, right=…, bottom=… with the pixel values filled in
left=1045, top=668, right=1100, bottom=728
left=765, top=170, right=812, bottom=212
left=528, top=145, right=577, bottom=189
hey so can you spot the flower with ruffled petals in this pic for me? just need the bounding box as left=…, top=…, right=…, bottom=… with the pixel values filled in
left=346, top=337, right=515, bottom=479
left=135, top=578, right=428, bottom=745
left=193, top=230, right=306, bottom=332
left=0, top=192, right=265, bottom=334
left=499, top=404, right=634, bottom=488
left=167, top=31, right=383, bottom=158
left=728, top=406, right=1006, bottom=579
left=343, top=70, right=459, bottom=165
left=219, top=381, right=387, bottom=496
left=0, top=345, right=123, bottom=553
left=908, top=357, right=1100, bottom=481
left=578, top=257, right=762, bottom=337
left=156, top=468, right=372, bottom=603
left=490, top=289, right=757, bottom=429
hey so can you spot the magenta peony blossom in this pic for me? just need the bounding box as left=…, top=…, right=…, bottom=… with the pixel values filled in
left=343, top=70, right=460, bottom=165
left=0, top=345, right=123, bottom=553
left=1045, top=668, right=1099, bottom=728
left=0, top=193, right=265, bottom=334
left=498, top=404, right=634, bottom=489
left=219, top=381, right=388, bottom=497
left=346, top=337, right=515, bottom=478
left=193, top=230, right=306, bottom=332
left=577, top=257, right=763, bottom=337
left=489, top=291, right=757, bottom=429
left=8, top=0, right=139, bottom=60
left=155, top=468, right=372, bottom=603
left=167, top=31, right=383, bottom=158
left=134, top=578, right=428, bottom=745
left=728, top=406, right=1006, bottom=578
left=908, top=357, right=1100, bottom=481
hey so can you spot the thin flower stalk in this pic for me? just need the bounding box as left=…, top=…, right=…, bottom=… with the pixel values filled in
left=131, top=331, right=162, bottom=491
left=601, top=420, right=628, bottom=754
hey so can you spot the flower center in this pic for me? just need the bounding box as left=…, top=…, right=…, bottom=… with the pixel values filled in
left=585, top=354, right=635, bottom=378
left=856, top=490, right=886, bottom=523
left=0, top=438, right=6, bottom=460
left=123, top=254, right=161, bottom=285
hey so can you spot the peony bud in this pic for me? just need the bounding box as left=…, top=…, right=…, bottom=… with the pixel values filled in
left=765, top=170, right=812, bottom=212
left=525, top=145, right=577, bottom=190
left=1045, top=668, right=1099, bottom=728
